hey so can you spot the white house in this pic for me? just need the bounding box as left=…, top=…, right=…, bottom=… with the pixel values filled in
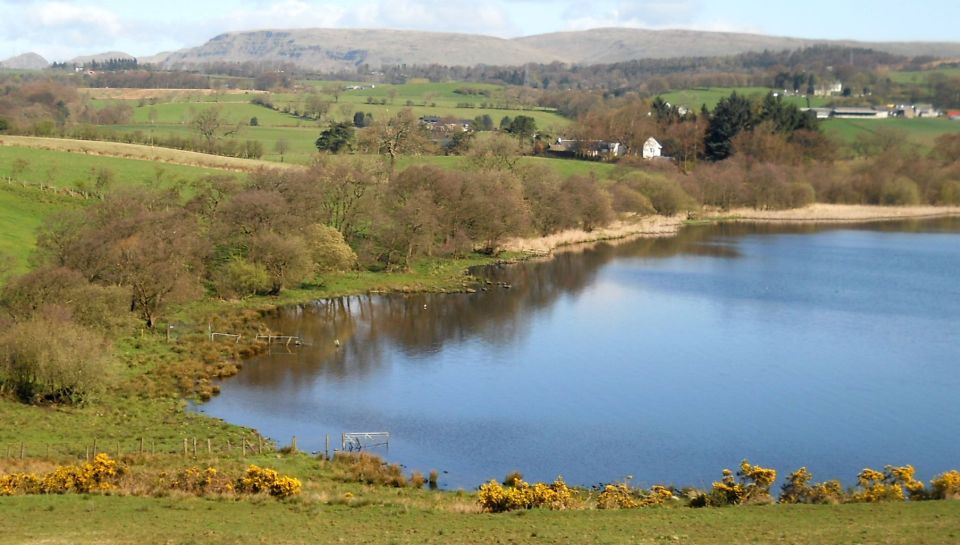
left=642, top=137, right=663, bottom=159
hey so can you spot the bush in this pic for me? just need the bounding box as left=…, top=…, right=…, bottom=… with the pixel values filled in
left=597, top=483, right=674, bottom=509
left=779, top=467, right=843, bottom=504
left=621, top=173, right=694, bottom=216
left=710, top=460, right=776, bottom=505
left=478, top=477, right=573, bottom=512
left=235, top=465, right=302, bottom=499
left=0, top=316, right=113, bottom=404
left=212, top=258, right=271, bottom=299
left=849, top=465, right=925, bottom=503
left=880, top=177, right=920, bottom=206
left=0, top=454, right=124, bottom=496
left=931, top=470, right=960, bottom=500
left=303, top=224, right=358, bottom=273
left=938, top=180, right=960, bottom=205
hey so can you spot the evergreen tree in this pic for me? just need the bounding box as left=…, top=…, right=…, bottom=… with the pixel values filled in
left=316, top=122, right=355, bottom=154
left=704, top=92, right=754, bottom=161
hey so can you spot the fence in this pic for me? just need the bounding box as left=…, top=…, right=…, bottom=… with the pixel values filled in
left=0, top=435, right=290, bottom=462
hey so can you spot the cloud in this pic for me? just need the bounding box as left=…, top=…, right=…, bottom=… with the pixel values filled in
left=560, top=0, right=760, bottom=34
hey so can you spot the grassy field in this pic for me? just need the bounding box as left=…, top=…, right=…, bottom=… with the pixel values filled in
left=822, top=117, right=960, bottom=147
left=0, top=145, right=229, bottom=189
left=0, top=184, right=80, bottom=273
left=888, top=67, right=960, bottom=84
left=659, top=87, right=831, bottom=110
left=1, top=491, right=958, bottom=545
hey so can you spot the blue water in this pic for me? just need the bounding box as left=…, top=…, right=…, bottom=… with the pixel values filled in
left=197, top=219, right=960, bottom=489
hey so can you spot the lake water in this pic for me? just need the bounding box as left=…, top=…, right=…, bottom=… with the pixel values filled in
left=196, top=219, right=960, bottom=489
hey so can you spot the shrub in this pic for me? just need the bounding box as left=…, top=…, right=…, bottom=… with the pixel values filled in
left=235, top=465, right=302, bottom=499
left=710, top=460, right=776, bottom=505
left=849, top=465, right=924, bottom=503
left=597, top=483, right=674, bottom=509
left=931, top=470, right=960, bottom=500
left=333, top=452, right=407, bottom=487
left=779, top=467, right=843, bottom=504
left=478, top=477, right=574, bottom=512
left=939, top=180, right=960, bottom=205
left=880, top=177, right=920, bottom=206
left=212, top=257, right=271, bottom=299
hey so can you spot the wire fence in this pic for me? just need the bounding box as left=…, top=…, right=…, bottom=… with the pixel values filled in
left=0, top=435, right=289, bottom=462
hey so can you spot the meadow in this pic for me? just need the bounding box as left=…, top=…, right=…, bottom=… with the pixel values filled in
left=658, top=87, right=832, bottom=110
left=821, top=117, right=960, bottom=147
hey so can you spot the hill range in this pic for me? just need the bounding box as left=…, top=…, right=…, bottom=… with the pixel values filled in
left=5, top=27, right=960, bottom=71
left=155, top=27, right=960, bottom=70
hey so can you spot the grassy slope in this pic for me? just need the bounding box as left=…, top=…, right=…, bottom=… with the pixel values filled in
left=887, top=67, right=960, bottom=84
left=0, top=494, right=958, bottom=545
left=822, top=118, right=960, bottom=147
left=0, top=145, right=226, bottom=189
left=659, top=87, right=831, bottom=110
left=0, top=185, right=79, bottom=272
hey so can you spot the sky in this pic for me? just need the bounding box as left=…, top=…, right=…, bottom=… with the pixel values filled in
left=2, top=0, right=959, bottom=62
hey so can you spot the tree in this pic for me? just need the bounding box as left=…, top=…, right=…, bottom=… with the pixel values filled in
left=304, top=93, right=330, bottom=120
left=248, top=232, right=312, bottom=295
left=249, top=116, right=259, bottom=126
left=316, top=122, right=355, bottom=154
left=302, top=224, right=358, bottom=272
left=473, top=114, right=494, bottom=131
left=191, top=106, right=238, bottom=147
left=499, top=116, right=513, bottom=131
left=359, top=109, right=432, bottom=172
left=508, top=115, right=537, bottom=148
left=704, top=92, right=755, bottom=161
left=353, top=111, right=367, bottom=128
left=274, top=138, right=290, bottom=162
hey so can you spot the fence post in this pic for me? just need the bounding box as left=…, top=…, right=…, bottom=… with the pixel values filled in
left=325, top=434, right=330, bottom=460
left=93, top=438, right=98, bottom=455
left=20, top=442, right=24, bottom=460
left=258, top=436, right=263, bottom=455
left=183, top=438, right=188, bottom=456
left=291, top=436, right=297, bottom=454
left=207, top=438, right=212, bottom=456
left=193, top=437, right=197, bottom=457
left=139, top=437, right=144, bottom=455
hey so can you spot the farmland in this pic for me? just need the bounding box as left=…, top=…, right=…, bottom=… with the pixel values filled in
left=822, top=117, right=960, bottom=147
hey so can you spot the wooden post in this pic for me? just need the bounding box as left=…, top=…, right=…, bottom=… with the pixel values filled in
left=226, top=439, right=231, bottom=454
left=93, top=438, right=98, bottom=455
left=85, top=446, right=90, bottom=461
left=258, top=436, right=263, bottom=455
left=183, top=438, right=188, bottom=456
left=207, top=438, right=212, bottom=456
left=325, top=434, right=330, bottom=460
left=139, top=437, right=144, bottom=454
left=291, top=436, right=297, bottom=454
left=20, top=442, right=24, bottom=460
left=151, top=439, right=156, bottom=455
left=6, top=445, right=10, bottom=458
left=193, top=437, right=197, bottom=457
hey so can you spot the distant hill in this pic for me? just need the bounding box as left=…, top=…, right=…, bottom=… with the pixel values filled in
left=149, top=27, right=960, bottom=71
left=68, top=51, right=135, bottom=65
left=0, top=52, right=49, bottom=70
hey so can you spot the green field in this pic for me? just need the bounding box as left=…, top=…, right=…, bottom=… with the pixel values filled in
left=0, top=146, right=227, bottom=189
left=888, top=67, right=960, bottom=84
left=822, top=117, right=960, bottom=147
left=0, top=185, right=79, bottom=273
left=1, top=493, right=958, bottom=545
left=659, top=87, right=831, bottom=110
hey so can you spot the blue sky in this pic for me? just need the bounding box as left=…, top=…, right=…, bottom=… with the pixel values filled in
left=2, top=0, right=959, bottom=61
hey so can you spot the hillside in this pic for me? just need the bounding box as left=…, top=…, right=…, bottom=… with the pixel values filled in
left=68, top=51, right=135, bottom=65
left=150, top=27, right=960, bottom=70
left=0, top=52, right=48, bottom=70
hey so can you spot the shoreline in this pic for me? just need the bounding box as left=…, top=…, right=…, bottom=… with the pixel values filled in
left=498, top=204, right=960, bottom=258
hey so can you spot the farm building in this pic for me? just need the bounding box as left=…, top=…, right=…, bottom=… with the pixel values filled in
left=642, top=137, right=663, bottom=159
left=831, top=107, right=889, bottom=119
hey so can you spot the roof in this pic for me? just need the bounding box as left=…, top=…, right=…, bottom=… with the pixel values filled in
left=644, top=137, right=662, bottom=148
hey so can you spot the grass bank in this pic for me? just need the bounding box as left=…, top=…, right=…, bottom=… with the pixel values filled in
left=1, top=491, right=958, bottom=545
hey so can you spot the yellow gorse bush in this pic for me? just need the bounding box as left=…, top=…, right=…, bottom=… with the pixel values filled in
left=235, top=465, right=302, bottom=499
left=0, top=454, right=124, bottom=496
left=850, top=465, right=925, bottom=503
left=478, top=477, right=573, bottom=512
left=710, top=460, right=777, bottom=505
left=931, top=470, right=960, bottom=500
left=597, top=483, right=674, bottom=509
left=780, top=467, right=844, bottom=504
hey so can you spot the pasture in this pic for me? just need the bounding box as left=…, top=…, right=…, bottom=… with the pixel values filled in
left=822, top=117, right=960, bottom=147
left=659, top=87, right=832, bottom=110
